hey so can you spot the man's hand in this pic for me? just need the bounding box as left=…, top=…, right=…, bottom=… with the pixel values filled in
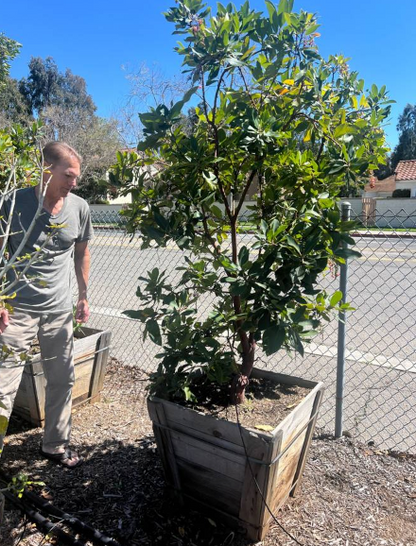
left=75, top=299, right=90, bottom=324
left=0, top=308, right=9, bottom=334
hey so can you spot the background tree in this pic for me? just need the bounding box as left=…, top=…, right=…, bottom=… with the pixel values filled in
left=391, top=103, right=416, bottom=170
left=0, top=33, right=21, bottom=86
left=6, top=56, right=123, bottom=202
left=41, top=104, right=121, bottom=202
left=117, top=62, right=190, bottom=147
left=19, top=57, right=96, bottom=116
left=0, top=77, right=32, bottom=127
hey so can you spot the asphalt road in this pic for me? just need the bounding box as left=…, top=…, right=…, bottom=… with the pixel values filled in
left=83, top=230, right=416, bottom=454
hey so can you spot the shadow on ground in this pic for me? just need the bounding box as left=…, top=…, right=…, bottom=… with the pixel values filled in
left=2, top=415, right=249, bottom=546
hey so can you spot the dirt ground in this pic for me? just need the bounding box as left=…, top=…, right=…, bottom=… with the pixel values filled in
left=1, top=360, right=415, bottom=546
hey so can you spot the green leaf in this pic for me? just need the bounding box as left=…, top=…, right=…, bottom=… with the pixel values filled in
left=330, top=290, right=343, bottom=307
left=211, top=205, right=223, bottom=219
left=285, top=235, right=301, bottom=254
left=183, top=386, right=196, bottom=402
left=291, top=330, right=304, bottom=356
left=238, top=246, right=249, bottom=266
left=318, top=198, right=334, bottom=209
left=334, top=124, right=355, bottom=138
left=146, top=319, right=162, bottom=346
left=0, top=415, right=8, bottom=436
left=263, top=325, right=285, bottom=356
left=123, top=310, right=146, bottom=320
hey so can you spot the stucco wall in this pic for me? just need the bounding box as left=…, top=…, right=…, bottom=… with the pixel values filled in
left=371, top=198, right=416, bottom=228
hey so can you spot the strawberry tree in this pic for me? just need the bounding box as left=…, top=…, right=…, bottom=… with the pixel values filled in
left=110, top=0, right=391, bottom=404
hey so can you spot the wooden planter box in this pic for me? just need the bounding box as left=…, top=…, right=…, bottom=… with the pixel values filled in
left=148, top=367, right=324, bottom=541
left=13, top=327, right=111, bottom=427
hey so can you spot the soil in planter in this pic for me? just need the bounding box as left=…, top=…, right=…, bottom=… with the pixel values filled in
left=183, top=377, right=312, bottom=431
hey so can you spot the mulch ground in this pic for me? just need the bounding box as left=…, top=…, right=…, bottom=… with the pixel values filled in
left=1, top=360, right=415, bottom=546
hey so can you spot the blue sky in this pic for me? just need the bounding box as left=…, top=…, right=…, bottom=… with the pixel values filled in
left=2, top=0, right=413, bottom=149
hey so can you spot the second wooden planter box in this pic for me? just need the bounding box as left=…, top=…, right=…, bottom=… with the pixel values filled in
left=13, top=327, right=111, bottom=427
left=148, top=367, right=324, bottom=541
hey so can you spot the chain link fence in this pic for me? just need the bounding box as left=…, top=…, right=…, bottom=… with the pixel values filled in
left=86, top=205, right=416, bottom=455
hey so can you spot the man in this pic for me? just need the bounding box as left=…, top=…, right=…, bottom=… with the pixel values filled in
left=0, top=141, right=93, bottom=468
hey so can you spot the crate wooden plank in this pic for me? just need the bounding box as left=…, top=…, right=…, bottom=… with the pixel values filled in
left=169, top=429, right=246, bottom=482
left=72, top=360, right=95, bottom=400
left=239, top=424, right=281, bottom=540
left=271, top=431, right=307, bottom=511
left=150, top=400, right=182, bottom=495
left=148, top=396, right=271, bottom=459
left=89, top=330, right=111, bottom=401
left=252, top=430, right=284, bottom=540
left=271, top=385, right=323, bottom=510
left=274, top=383, right=322, bottom=445
left=177, top=459, right=242, bottom=517
left=290, top=387, right=324, bottom=497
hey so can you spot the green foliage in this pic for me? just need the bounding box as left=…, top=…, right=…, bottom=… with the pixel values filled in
left=0, top=77, right=32, bottom=126
left=2, top=473, right=45, bottom=498
left=19, top=57, right=96, bottom=116
left=0, top=34, right=21, bottom=85
left=111, top=0, right=390, bottom=403
left=0, top=52, right=121, bottom=202
left=391, top=103, right=416, bottom=170
left=0, top=121, right=44, bottom=192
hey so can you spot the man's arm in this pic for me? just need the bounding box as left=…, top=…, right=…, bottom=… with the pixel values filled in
left=74, top=241, right=91, bottom=323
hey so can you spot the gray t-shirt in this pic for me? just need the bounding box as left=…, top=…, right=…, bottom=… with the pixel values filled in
left=2, top=187, right=93, bottom=313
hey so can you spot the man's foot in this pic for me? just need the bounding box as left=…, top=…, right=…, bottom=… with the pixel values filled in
left=39, top=447, right=83, bottom=468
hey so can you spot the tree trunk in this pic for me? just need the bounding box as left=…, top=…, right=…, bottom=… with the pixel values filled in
left=230, top=331, right=256, bottom=405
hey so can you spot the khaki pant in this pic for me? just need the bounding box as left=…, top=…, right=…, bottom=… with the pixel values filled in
left=0, top=310, right=74, bottom=453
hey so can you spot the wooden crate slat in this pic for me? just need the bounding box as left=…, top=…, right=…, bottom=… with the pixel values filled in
left=88, top=330, right=111, bottom=401
left=169, top=429, right=246, bottom=482
left=149, top=397, right=272, bottom=459
left=177, top=459, right=242, bottom=517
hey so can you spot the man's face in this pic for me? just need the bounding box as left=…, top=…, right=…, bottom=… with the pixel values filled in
left=46, top=156, right=81, bottom=197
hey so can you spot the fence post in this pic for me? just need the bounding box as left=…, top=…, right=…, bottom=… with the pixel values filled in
left=335, top=201, right=351, bottom=438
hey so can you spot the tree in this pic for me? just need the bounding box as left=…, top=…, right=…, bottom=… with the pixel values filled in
left=19, top=57, right=96, bottom=116
left=117, top=62, right=190, bottom=147
left=391, top=103, right=416, bottom=170
left=0, top=33, right=21, bottom=85
left=111, top=0, right=390, bottom=405
left=0, top=77, right=32, bottom=127
left=41, top=104, right=121, bottom=202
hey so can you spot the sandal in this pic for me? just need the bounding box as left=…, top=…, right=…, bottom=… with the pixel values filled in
left=40, top=447, right=83, bottom=468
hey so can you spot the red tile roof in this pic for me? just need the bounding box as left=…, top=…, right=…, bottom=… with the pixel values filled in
left=364, top=174, right=396, bottom=193
left=395, top=160, right=416, bottom=181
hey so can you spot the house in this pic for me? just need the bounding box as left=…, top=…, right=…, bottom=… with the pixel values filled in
left=364, top=159, right=416, bottom=198
left=364, top=174, right=396, bottom=197
left=394, top=160, right=416, bottom=197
